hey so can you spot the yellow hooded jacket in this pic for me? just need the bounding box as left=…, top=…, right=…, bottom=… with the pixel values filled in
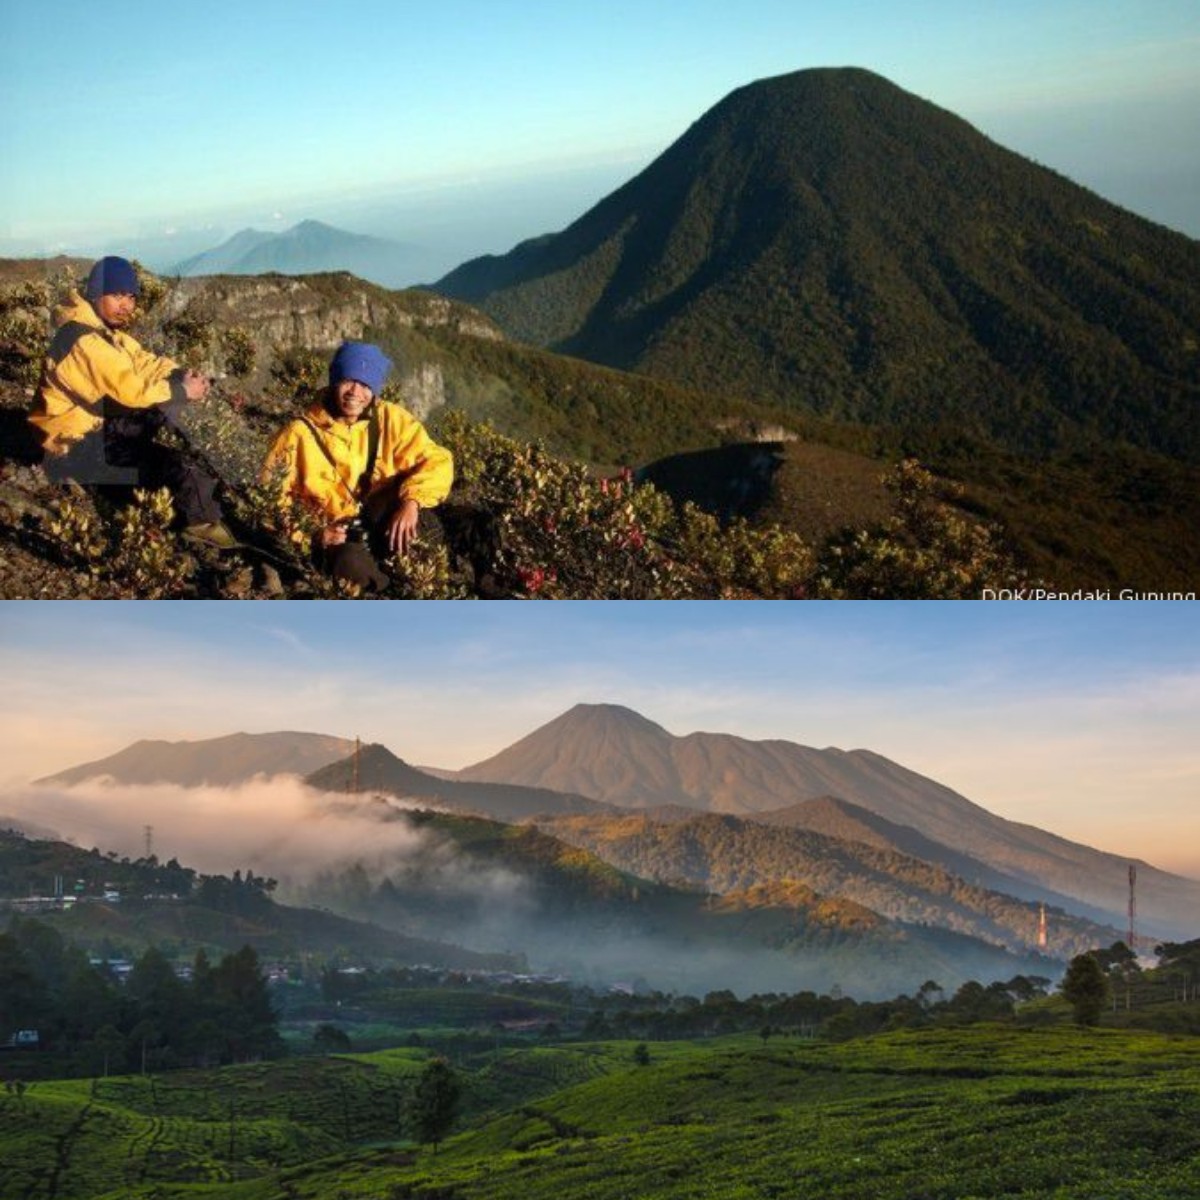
left=29, top=291, right=184, bottom=453
left=264, top=398, right=454, bottom=523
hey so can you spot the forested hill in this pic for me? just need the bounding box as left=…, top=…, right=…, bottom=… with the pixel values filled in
left=532, top=810, right=1121, bottom=958
left=435, top=67, right=1200, bottom=462
left=0, top=829, right=516, bottom=970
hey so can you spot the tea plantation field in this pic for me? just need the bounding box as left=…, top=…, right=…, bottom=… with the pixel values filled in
left=2, top=1025, right=1197, bottom=1199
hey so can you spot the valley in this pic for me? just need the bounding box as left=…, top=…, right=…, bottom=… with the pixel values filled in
left=4, top=700, right=1198, bottom=1198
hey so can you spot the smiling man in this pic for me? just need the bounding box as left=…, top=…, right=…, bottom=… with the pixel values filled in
left=263, top=340, right=454, bottom=591
left=29, top=255, right=234, bottom=549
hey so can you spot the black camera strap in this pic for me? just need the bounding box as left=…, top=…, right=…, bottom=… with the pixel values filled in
left=361, top=402, right=381, bottom=496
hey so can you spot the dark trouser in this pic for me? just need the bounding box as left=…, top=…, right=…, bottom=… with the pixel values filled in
left=45, top=404, right=221, bottom=527
left=320, top=500, right=499, bottom=594
left=320, top=504, right=442, bottom=593
left=321, top=533, right=393, bottom=592
left=321, top=501, right=470, bottom=590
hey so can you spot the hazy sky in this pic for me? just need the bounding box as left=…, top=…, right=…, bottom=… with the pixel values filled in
left=2, top=0, right=1198, bottom=274
left=2, top=600, right=1197, bottom=879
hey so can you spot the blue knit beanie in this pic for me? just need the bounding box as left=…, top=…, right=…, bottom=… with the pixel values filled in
left=328, top=341, right=392, bottom=396
left=84, top=256, right=140, bottom=300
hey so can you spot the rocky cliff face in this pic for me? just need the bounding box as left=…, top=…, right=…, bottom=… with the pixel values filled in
left=142, top=273, right=504, bottom=420
left=401, top=360, right=446, bottom=421
left=154, top=273, right=501, bottom=388
left=164, top=275, right=501, bottom=347
left=160, top=275, right=394, bottom=354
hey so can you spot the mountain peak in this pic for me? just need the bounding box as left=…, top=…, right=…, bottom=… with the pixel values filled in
left=174, top=219, right=419, bottom=288
left=560, top=702, right=671, bottom=732
left=435, top=66, right=1200, bottom=462
left=456, top=703, right=674, bottom=803
left=290, top=218, right=336, bottom=234
left=305, top=739, right=610, bottom=821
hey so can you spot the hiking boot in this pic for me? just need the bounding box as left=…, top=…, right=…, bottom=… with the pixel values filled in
left=183, top=521, right=239, bottom=551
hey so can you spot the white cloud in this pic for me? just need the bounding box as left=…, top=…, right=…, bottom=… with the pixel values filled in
left=1, top=777, right=429, bottom=880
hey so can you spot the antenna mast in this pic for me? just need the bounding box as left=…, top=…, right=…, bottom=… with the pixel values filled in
left=352, top=736, right=361, bottom=795
left=1037, top=902, right=1047, bottom=950
left=1127, top=863, right=1137, bottom=950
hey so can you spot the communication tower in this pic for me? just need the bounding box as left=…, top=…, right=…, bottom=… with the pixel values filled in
left=1037, top=902, right=1047, bottom=949
left=352, top=736, right=361, bottom=795
left=1127, top=863, right=1137, bottom=950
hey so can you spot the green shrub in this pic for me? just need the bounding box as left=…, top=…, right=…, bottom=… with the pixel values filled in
left=44, top=487, right=192, bottom=598
left=161, top=307, right=214, bottom=369
left=220, top=325, right=257, bottom=378
left=438, top=411, right=815, bottom=599
left=0, top=280, right=52, bottom=387
left=270, top=347, right=326, bottom=400
left=813, top=458, right=1025, bottom=598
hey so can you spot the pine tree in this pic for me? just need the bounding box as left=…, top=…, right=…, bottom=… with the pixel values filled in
left=410, top=1057, right=461, bottom=1153
left=1061, top=953, right=1110, bottom=1026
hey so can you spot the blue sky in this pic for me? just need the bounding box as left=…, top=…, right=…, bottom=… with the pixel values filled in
left=2, top=0, right=1197, bottom=277
left=1, top=600, right=1197, bottom=877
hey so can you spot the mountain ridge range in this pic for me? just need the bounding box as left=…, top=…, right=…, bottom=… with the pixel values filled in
left=39, top=731, right=356, bottom=789
left=448, top=703, right=1198, bottom=939
left=29, top=703, right=1198, bottom=942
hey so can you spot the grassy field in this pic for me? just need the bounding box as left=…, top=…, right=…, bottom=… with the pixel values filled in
left=2, top=1025, right=1198, bottom=1199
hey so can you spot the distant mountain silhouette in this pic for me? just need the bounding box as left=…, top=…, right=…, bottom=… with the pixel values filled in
left=37, top=731, right=354, bottom=788
left=436, top=67, right=1200, bottom=461
left=305, top=742, right=612, bottom=821
left=38, top=715, right=1200, bottom=942
left=175, top=220, right=422, bottom=288
left=457, top=703, right=996, bottom=827
left=453, top=703, right=1200, bottom=939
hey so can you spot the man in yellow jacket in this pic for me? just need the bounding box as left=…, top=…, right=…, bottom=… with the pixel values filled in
left=264, top=340, right=453, bottom=590
left=29, top=256, right=234, bottom=549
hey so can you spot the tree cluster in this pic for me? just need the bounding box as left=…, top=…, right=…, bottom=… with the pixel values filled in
left=195, top=868, right=278, bottom=918
left=577, top=975, right=1051, bottom=1043
left=0, top=916, right=283, bottom=1074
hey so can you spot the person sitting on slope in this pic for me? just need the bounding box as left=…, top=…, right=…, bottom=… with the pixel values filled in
left=263, top=340, right=454, bottom=591
left=29, top=255, right=235, bottom=549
